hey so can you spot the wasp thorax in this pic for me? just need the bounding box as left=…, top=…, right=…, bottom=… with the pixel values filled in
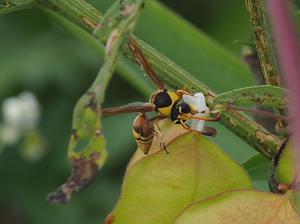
left=151, top=90, right=179, bottom=116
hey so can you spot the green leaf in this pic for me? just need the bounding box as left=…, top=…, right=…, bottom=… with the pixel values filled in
left=174, top=190, right=299, bottom=224
left=105, top=127, right=252, bottom=224
left=243, top=154, right=270, bottom=190
left=214, top=85, right=287, bottom=109
left=275, top=141, right=295, bottom=185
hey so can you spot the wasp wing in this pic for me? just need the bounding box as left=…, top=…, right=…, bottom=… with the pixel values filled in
left=128, top=38, right=165, bottom=90
left=101, top=102, right=155, bottom=116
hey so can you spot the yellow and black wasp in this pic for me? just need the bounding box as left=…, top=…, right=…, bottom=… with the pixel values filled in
left=102, top=38, right=220, bottom=154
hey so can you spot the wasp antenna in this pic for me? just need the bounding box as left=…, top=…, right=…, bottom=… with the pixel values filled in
left=101, top=102, right=155, bottom=116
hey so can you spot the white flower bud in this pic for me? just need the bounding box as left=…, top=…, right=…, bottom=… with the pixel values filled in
left=182, top=92, right=209, bottom=132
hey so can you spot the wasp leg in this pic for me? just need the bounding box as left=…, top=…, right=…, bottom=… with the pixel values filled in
left=180, top=120, right=201, bottom=134
left=154, top=121, right=169, bottom=154
left=149, top=128, right=168, bottom=154
left=147, top=117, right=169, bottom=154
left=160, top=142, right=168, bottom=154
left=180, top=112, right=221, bottom=122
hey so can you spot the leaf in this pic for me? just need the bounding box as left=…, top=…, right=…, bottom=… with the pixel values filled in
left=174, top=190, right=300, bottom=224
left=243, top=154, right=270, bottom=190
left=47, top=0, right=144, bottom=204
left=214, top=85, right=287, bottom=109
left=275, top=141, right=295, bottom=185
left=105, top=126, right=252, bottom=224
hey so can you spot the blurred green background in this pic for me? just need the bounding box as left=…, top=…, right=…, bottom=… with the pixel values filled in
left=0, top=0, right=260, bottom=223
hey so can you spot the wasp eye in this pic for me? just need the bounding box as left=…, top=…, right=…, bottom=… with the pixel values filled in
left=179, top=102, right=191, bottom=113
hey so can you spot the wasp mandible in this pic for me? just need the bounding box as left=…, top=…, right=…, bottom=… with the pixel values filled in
left=102, top=38, right=220, bottom=154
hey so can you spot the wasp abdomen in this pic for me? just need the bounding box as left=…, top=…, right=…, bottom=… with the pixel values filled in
left=132, top=114, right=155, bottom=154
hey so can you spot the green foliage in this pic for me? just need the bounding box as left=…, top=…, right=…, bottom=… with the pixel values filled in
left=0, top=4, right=144, bottom=224
left=275, top=142, right=295, bottom=185
left=0, top=0, right=295, bottom=224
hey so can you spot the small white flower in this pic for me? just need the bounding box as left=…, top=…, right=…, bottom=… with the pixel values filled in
left=1, top=92, right=40, bottom=144
left=182, top=92, right=209, bottom=132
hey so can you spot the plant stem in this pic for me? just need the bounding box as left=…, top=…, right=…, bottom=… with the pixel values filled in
left=17, top=0, right=282, bottom=158
left=48, top=0, right=144, bottom=203
left=245, top=0, right=280, bottom=86
left=0, top=0, right=35, bottom=14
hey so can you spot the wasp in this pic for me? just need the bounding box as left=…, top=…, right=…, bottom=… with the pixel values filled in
left=102, top=38, right=220, bottom=154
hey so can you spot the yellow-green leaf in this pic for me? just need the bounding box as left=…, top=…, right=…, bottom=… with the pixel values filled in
left=105, top=127, right=252, bottom=224
left=243, top=154, right=270, bottom=190
left=174, top=190, right=300, bottom=224
left=276, top=142, right=295, bottom=185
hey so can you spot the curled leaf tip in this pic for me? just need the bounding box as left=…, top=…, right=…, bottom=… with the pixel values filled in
left=47, top=153, right=100, bottom=204
left=104, top=214, right=115, bottom=224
